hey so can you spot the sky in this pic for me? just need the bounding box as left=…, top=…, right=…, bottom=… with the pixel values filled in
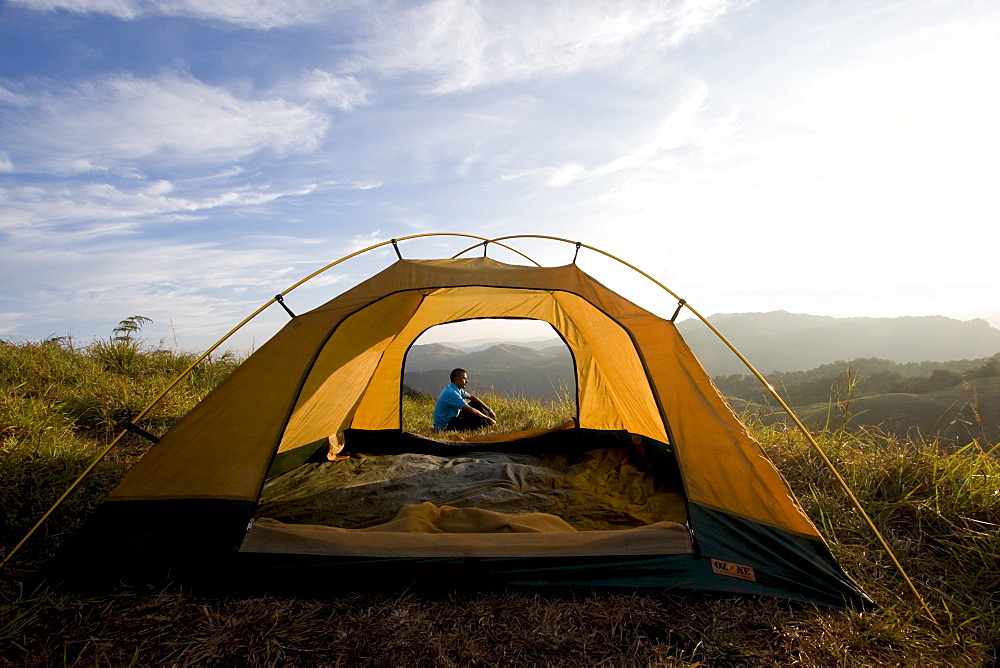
left=2, top=0, right=998, bottom=353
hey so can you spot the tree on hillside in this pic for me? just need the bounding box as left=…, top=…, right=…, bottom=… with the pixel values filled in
left=966, top=353, right=1000, bottom=380
left=713, top=354, right=1000, bottom=405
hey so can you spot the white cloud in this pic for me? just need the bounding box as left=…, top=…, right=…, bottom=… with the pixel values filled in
left=347, top=229, right=385, bottom=252
left=0, top=226, right=398, bottom=349
left=0, top=180, right=317, bottom=234
left=11, top=0, right=140, bottom=20
left=344, top=180, right=382, bottom=191
left=502, top=79, right=720, bottom=188
left=9, top=0, right=342, bottom=29
left=358, top=0, right=742, bottom=93
left=287, top=70, right=370, bottom=111
left=2, top=73, right=329, bottom=175
left=156, top=0, right=339, bottom=28
left=545, top=163, right=586, bottom=187
left=513, top=7, right=1000, bottom=299
left=0, top=234, right=331, bottom=344
left=5, top=0, right=998, bottom=347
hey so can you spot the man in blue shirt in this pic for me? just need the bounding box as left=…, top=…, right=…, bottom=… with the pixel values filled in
left=433, top=368, right=497, bottom=431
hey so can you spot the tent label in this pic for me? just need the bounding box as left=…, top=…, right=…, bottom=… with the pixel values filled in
left=711, top=559, right=756, bottom=582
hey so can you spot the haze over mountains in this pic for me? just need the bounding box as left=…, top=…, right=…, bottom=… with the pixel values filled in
left=677, top=311, right=1000, bottom=377
left=404, top=311, right=1000, bottom=397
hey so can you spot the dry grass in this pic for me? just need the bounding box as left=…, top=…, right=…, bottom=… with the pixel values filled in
left=4, top=584, right=991, bottom=666
left=6, top=589, right=711, bottom=666
left=2, top=338, right=999, bottom=666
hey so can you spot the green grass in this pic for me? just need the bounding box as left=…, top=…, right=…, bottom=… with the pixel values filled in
left=1, top=336, right=998, bottom=665
left=0, top=335, right=237, bottom=564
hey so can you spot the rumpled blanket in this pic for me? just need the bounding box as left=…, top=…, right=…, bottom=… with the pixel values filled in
left=258, top=447, right=687, bottom=531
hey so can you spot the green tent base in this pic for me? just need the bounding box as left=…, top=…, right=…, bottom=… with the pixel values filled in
left=53, top=427, right=871, bottom=609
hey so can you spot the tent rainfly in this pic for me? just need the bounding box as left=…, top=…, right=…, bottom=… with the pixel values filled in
left=52, top=238, right=873, bottom=607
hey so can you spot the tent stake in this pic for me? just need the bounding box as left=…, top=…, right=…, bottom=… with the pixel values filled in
left=123, top=422, right=160, bottom=443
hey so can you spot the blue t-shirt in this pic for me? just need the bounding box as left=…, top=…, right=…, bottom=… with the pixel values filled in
left=433, top=382, right=468, bottom=429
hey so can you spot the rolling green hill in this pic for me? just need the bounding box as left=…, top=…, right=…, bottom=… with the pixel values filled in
left=714, top=354, right=1000, bottom=404
left=732, top=376, right=1000, bottom=445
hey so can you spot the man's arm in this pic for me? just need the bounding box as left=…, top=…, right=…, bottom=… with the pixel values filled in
left=465, top=395, right=496, bottom=422
left=462, top=397, right=497, bottom=424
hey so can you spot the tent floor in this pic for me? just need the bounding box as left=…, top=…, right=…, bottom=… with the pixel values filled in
left=248, top=430, right=691, bottom=559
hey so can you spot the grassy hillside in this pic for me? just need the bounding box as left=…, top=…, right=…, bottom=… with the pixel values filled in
left=723, top=357, right=1000, bottom=445
left=1, top=336, right=999, bottom=665
left=715, top=354, right=1000, bottom=405
left=787, top=376, right=1000, bottom=444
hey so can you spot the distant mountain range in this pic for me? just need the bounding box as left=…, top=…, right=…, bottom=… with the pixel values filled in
left=403, top=343, right=573, bottom=400
left=403, top=311, right=1000, bottom=441
left=677, top=311, right=1000, bottom=377
left=404, top=312, right=1000, bottom=406
left=434, top=337, right=561, bottom=353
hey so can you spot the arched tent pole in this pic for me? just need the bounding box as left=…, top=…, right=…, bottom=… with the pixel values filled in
left=448, top=240, right=542, bottom=266
left=462, top=235, right=687, bottom=301
left=1, top=232, right=515, bottom=571
left=279, top=233, right=540, bottom=296
left=459, top=234, right=939, bottom=629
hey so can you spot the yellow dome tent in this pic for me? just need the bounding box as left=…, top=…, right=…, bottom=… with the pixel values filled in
left=39, top=235, right=880, bottom=607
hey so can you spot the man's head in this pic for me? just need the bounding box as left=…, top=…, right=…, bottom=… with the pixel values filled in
left=450, top=368, right=468, bottom=389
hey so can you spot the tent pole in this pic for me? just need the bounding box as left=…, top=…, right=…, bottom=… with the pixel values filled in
left=481, top=235, right=689, bottom=303
left=449, top=240, right=541, bottom=265
left=281, top=233, right=537, bottom=295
